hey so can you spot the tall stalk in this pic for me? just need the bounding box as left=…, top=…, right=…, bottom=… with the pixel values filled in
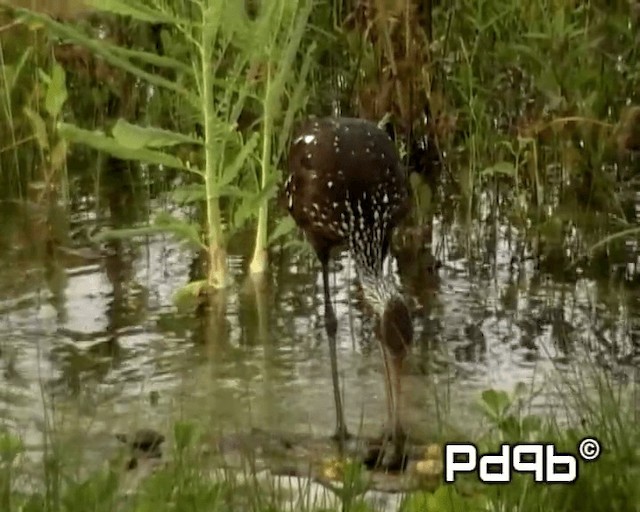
left=201, top=3, right=228, bottom=287
left=248, top=0, right=314, bottom=275
left=249, top=64, right=272, bottom=275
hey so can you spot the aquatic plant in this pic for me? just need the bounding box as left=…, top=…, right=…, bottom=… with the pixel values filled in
left=8, top=0, right=315, bottom=291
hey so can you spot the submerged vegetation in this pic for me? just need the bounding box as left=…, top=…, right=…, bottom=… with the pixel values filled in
left=1, top=0, right=640, bottom=510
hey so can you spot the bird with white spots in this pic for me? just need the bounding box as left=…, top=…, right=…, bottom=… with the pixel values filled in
left=284, top=116, right=414, bottom=470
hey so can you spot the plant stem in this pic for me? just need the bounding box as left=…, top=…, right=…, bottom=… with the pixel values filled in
left=201, top=4, right=228, bottom=288
left=250, top=64, right=272, bottom=275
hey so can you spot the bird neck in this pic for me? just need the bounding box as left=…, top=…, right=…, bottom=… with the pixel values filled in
left=344, top=197, right=402, bottom=314
left=357, top=262, right=402, bottom=317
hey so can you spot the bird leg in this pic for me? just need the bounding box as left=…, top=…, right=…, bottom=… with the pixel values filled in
left=321, top=260, right=350, bottom=451
left=388, top=353, right=406, bottom=451
left=363, top=348, right=407, bottom=471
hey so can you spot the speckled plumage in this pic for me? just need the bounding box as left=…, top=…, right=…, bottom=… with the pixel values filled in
left=284, top=117, right=414, bottom=469
left=285, top=117, right=411, bottom=299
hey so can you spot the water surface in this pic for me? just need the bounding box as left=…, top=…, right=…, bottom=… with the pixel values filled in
left=0, top=193, right=638, bottom=467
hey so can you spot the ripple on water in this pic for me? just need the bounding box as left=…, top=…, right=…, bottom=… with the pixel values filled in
left=0, top=212, right=637, bottom=466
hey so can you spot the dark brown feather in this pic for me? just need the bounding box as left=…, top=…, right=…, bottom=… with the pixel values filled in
left=285, top=117, right=411, bottom=263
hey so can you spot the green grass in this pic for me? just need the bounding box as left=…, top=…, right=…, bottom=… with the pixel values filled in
left=1, top=369, right=638, bottom=512
left=1, top=1, right=639, bottom=266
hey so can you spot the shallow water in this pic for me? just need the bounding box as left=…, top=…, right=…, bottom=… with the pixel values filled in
left=0, top=193, right=639, bottom=468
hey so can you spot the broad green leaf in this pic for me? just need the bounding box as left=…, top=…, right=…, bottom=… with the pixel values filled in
left=401, top=491, right=430, bottom=511
left=480, top=389, right=511, bottom=420
left=153, top=212, right=203, bottom=248
left=525, top=31, right=552, bottom=41
left=49, top=140, right=67, bottom=172
left=174, top=280, right=208, bottom=312
left=267, top=216, right=297, bottom=245
left=217, top=0, right=250, bottom=44
left=409, top=172, right=422, bottom=191
left=220, top=132, right=259, bottom=186
left=552, top=8, right=566, bottom=38
left=58, top=123, right=188, bottom=170
left=200, top=184, right=247, bottom=200
left=215, top=184, right=246, bottom=198
left=428, top=485, right=467, bottom=512
left=233, top=200, right=254, bottom=229
left=169, top=184, right=206, bottom=204
left=112, top=119, right=201, bottom=150
left=109, top=46, right=192, bottom=74
left=92, top=214, right=202, bottom=249
left=521, top=415, right=542, bottom=436
left=0, top=429, right=25, bottom=464
left=416, top=180, right=432, bottom=214
left=536, top=67, right=562, bottom=105
left=23, top=107, right=49, bottom=150
left=85, top=0, right=181, bottom=24
left=2, top=65, right=16, bottom=93
left=498, top=415, right=521, bottom=439
left=481, top=161, right=516, bottom=177
left=232, top=176, right=279, bottom=229
left=45, top=63, right=67, bottom=118
left=239, top=172, right=279, bottom=206
left=36, top=68, right=51, bottom=86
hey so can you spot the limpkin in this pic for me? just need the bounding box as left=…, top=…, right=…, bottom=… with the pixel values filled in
left=284, top=117, right=414, bottom=469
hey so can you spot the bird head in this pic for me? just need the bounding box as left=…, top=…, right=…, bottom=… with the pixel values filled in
left=362, top=274, right=413, bottom=358
left=378, top=295, right=413, bottom=358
